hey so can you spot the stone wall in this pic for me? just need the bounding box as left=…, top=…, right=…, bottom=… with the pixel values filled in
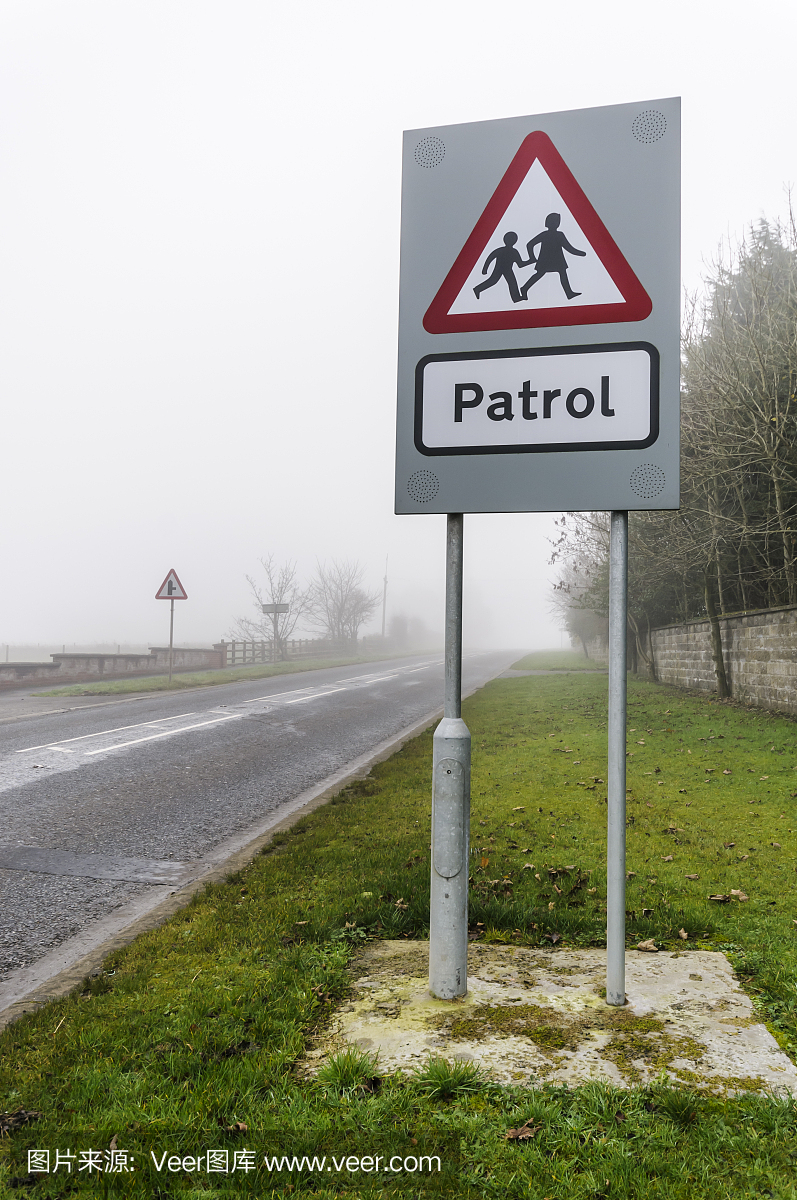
left=0, top=646, right=225, bottom=690
left=649, top=605, right=797, bottom=715
left=583, top=605, right=797, bottom=716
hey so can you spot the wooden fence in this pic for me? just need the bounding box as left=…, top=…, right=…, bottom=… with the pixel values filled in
left=217, top=639, right=357, bottom=666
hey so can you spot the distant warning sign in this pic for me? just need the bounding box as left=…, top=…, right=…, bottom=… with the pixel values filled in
left=155, top=569, right=188, bottom=600
left=423, top=131, right=652, bottom=334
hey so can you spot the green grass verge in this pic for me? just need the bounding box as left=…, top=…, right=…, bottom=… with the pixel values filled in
left=37, top=653, right=420, bottom=697
left=2, top=674, right=797, bottom=1197
left=511, top=649, right=599, bottom=671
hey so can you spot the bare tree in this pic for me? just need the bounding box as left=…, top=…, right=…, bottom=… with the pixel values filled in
left=230, top=555, right=309, bottom=660
left=306, top=560, right=380, bottom=649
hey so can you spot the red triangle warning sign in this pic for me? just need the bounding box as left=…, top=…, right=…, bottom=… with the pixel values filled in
left=155, top=569, right=188, bottom=600
left=423, top=131, right=652, bottom=334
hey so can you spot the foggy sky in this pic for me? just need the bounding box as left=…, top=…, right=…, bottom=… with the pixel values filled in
left=1, top=0, right=794, bottom=650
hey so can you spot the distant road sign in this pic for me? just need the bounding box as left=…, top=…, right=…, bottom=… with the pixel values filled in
left=155, top=570, right=188, bottom=600
left=262, top=603, right=289, bottom=614
left=396, top=97, right=680, bottom=514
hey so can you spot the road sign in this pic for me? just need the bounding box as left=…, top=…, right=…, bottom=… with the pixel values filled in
left=261, top=603, right=289, bottom=614
left=396, top=98, right=680, bottom=514
left=424, top=131, right=652, bottom=334
left=155, top=570, right=188, bottom=600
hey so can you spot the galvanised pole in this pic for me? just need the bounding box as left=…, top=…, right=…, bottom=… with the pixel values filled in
left=429, top=514, right=470, bottom=999
left=606, top=510, right=628, bottom=1006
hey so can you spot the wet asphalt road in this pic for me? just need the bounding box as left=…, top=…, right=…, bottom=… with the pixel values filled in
left=0, top=651, right=515, bottom=982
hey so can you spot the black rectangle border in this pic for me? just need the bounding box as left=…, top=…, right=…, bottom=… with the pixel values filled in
left=414, top=341, right=660, bottom=456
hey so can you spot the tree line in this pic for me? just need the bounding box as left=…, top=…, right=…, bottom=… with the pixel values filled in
left=551, top=214, right=797, bottom=692
left=231, top=556, right=380, bottom=659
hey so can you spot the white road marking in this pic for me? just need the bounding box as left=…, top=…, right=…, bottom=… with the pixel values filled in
left=285, top=688, right=346, bottom=704
left=84, top=714, right=240, bottom=756
left=17, top=712, right=199, bottom=754
left=242, top=688, right=314, bottom=704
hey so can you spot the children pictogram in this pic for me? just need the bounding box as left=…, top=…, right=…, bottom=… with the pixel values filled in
left=423, top=130, right=652, bottom=334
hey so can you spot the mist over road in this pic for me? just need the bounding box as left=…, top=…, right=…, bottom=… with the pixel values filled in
left=0, top=651, right=515, bottom=997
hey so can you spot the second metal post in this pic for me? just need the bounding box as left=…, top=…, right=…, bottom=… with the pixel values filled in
left=606, top=510, right=628, bottom=1006
left=429, top=513, right=471, bottom=999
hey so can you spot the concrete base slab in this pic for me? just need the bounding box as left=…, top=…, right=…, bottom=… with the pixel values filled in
left=303, top=941, right=797, bottom=1095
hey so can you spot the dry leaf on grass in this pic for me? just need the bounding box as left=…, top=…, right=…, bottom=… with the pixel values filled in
left=708, top=894, right=731, bottom=903
left=0, top=1109, right=41, bottom=1136
left=685, top=874, right=699, bottom=880
left=512, top=806, right=525, bottom=812
left=637, top=939, right=658, bottom=953
left=678, top=928, right=689, bottom=940
left=723, top=842, right=735, bottom=848
left=730, top=889, right=749, bottom=901
left=771, top=842, right=782, bottom=849
left=661, top=855, right=674, bottom=862
left=506, top=1120, right=542, bottom=1141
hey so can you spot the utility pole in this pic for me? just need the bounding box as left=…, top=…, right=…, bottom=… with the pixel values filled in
left=381, top=555, right=388, bottom=639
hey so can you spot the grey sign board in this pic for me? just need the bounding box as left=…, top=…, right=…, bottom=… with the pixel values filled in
left=395, top=98, right=680, bottom=514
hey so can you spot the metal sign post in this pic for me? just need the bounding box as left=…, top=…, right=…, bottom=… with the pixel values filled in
left=429, top=514, right=470, bottom=998
left=155, top=569, right=188, bottom=685
left=168, top=598, right=175, bottom=683
left=396, top=99, right=680, bottom=1005
left=607, top=512, right=629, bottom=1005
left=262, top=602, right=290, bottom=662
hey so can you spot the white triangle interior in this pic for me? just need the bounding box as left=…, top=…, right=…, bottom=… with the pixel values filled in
left=448, top=160, right=624, bottom=316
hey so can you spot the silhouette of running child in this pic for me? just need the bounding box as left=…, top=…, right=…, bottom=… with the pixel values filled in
left=473, top=232, right=524, bottom=303
left=519, top=213, right=586, bottom=300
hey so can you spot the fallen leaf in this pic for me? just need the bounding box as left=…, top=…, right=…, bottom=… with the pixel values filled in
left=642, top=908, right=653, bottom=917
left=685, top=874, right=699, bottom=880
left=645, top=801, right=654, bottom=808
left=737, top=854, right=749, bottom=861
left=522, top=863, right=535, bottom=870
left=678, top=788, right=687, bottom=794
left=637, top=939, right=658, bottom=953
left=0, top=1109, right=41, bottom=1136
left=626, top=871, right=637, bottom=879
left=760, top=776, right=769, bottom=781
left=771, top=842, right=782, bottom=849
left=730, top=890, right=749, bottom=902
left=723, top=770, right=732, bottom=775
left=661, top=855, right=674, bottom=862
left=294, top=920, right=309, bottom=926
left=723, top=842, right=735, bottom=849
left=512, top=806, right=526, bottom=812
left=480, top=856, right=490, bottom=868
left=678, top=928, right=689, bottom=940
left=109, top=1135, right=118, bottom=1153
left=708, top=894, right=731, bottom=903
left=506, top=1120, right=542, bottom=1141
